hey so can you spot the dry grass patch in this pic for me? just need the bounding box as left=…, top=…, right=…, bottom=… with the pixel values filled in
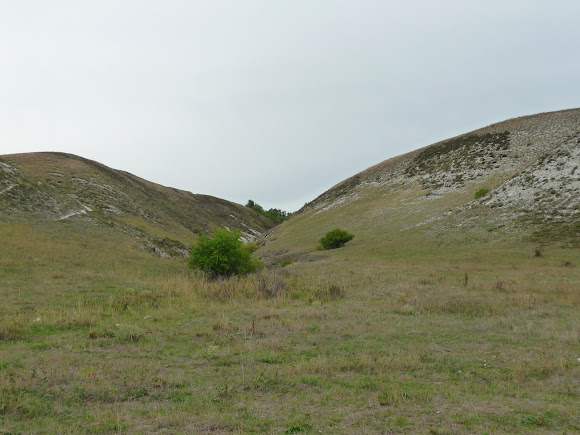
left=1, top=222, right=579, bottom=433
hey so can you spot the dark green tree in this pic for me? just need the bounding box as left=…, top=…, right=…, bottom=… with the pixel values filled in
left=245, top=200, right=290, bottom=224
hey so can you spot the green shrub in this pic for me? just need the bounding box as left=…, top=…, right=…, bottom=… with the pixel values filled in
left=319, top=228, right=354, bottom=250
left=281, top=259, right=293, bottom=267
left=189, top=228, right=262, bottom=278
left=474, top=188, right=490, bottom=199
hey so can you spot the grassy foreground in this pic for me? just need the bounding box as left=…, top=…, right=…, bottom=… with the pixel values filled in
left=1, top=222, right=579, bottom=434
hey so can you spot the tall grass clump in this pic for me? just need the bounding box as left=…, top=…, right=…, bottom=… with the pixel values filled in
left=0, top=316, right=27, bottom=342
left=193, top=269, right=349, bottom=302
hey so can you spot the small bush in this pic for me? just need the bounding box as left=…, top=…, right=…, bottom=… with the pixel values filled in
left=281, top=259, right=293, bottom=267
left=474, top=188, right=490, bottom=199
left=189, top=228, right=262, bottom=279
left=319, top=228, right=354, bottom=250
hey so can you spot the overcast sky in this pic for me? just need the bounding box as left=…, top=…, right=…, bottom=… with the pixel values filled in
left=1, top=1, right=579, bottom=211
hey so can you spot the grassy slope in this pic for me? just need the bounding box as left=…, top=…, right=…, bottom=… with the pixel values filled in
left=0, top=221, right=578, bottom=433
left=259, top=109, right=580, bottom=264
left=1, top=111, right=579, bottom=433
left=0, top=152, right=273, bottom=247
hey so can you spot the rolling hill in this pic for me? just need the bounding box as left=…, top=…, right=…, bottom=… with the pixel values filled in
left=259, top=108, right=580, bottom=265
left=0, top=152, right=272, bottom=257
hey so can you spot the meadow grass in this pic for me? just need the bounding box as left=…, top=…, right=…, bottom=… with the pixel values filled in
left=1, top=221, right=579, bottom=433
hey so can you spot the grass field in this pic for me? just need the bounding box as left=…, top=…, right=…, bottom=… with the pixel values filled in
left=1, top=220, right=579, bottom=434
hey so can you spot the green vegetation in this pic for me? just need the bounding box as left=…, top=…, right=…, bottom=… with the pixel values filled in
left=319, top=228, right=354, bottom=250
left=246, top=199, right=290, bottom=225
left=0, top=222, right=578, bottom=433
left=189, top=227, right=262, bottom=278
left=475, top=187, right=490, bottom=199
left=1, top=111, right=579, bottom=433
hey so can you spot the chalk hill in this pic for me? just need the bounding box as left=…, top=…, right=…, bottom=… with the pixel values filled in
left=0, top=152, right=271, bottom=257
left=260, top=109, right=580, bottom=263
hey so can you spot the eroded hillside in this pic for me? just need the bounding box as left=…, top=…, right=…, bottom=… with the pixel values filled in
left=0, top=152, right=272, bottom=257
left=260, top=109, right=580, bottom=263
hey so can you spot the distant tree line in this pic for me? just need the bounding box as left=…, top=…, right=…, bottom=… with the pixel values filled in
left=245, top=200, right=290, bottom=225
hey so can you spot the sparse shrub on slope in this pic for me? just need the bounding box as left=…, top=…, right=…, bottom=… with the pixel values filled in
left=189, top=228, right=262, bottom=279
left=319, top=228, right=354, bottom=250
left=474, top=187, right=490, bottom=199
